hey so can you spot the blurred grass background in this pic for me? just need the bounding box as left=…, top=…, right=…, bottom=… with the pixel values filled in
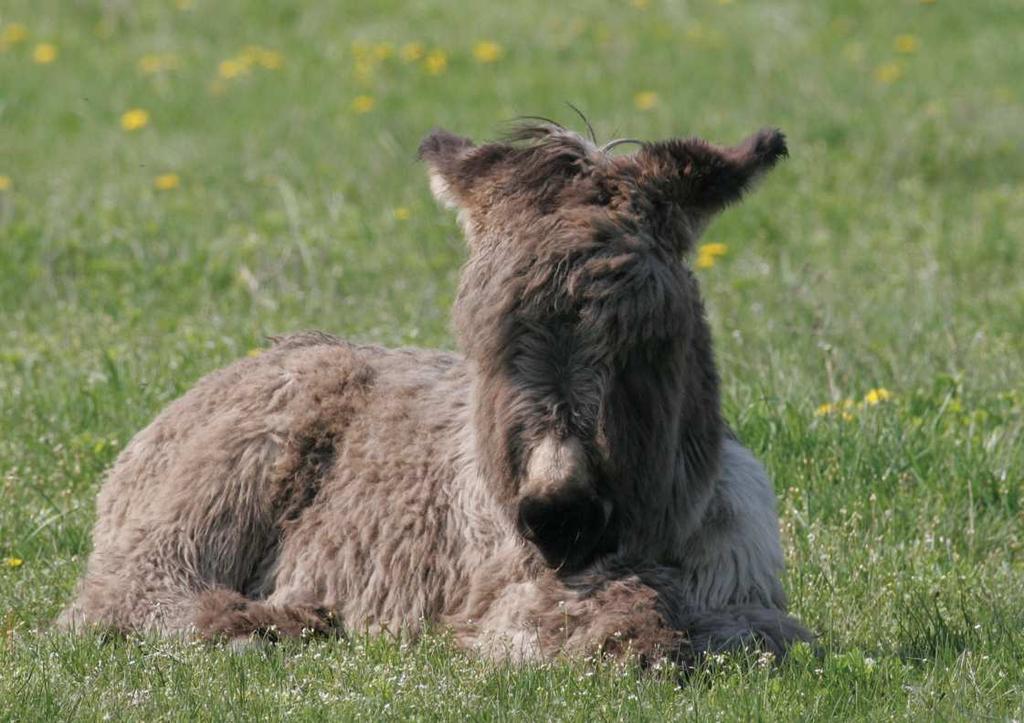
left=1, top=0, right=1022, bottom=718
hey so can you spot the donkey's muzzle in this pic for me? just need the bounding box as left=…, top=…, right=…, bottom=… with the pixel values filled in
left=516, top=485, right=614, bottom=573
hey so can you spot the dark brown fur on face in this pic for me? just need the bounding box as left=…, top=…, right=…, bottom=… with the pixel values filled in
left=421, top=121, right=786, bottom=569
left=59, top=119, right=812, bottom=668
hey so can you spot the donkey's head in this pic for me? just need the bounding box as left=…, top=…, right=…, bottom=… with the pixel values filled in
left=420, top=120, right=786, bottom=572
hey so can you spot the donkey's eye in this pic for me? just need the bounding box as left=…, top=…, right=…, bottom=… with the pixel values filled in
left=593, top=189, right=611, bottom=206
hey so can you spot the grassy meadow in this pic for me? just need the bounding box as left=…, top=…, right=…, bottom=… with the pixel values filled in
left=1, top=0, right=1022, bottom=719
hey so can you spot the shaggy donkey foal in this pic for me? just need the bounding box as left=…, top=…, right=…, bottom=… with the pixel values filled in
left=60, top=121, right=812, bottom=665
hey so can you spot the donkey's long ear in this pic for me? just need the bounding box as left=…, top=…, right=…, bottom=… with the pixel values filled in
left=418, top=129, right=514, bottom=211
left=418, top=129, right=476, bottom=209
left=638, top=128, right=787, bottom=214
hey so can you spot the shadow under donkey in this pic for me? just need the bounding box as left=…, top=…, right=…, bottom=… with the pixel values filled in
left=59, top=119, right=813, bottom=668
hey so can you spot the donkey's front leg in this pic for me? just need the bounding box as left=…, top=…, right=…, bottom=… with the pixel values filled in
left=449, top=563, right=681, bottom=665
left=450, top=558, right=813, bottom=667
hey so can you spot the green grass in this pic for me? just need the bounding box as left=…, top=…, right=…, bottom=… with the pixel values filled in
left=1, top=0, right=1022, bottom=719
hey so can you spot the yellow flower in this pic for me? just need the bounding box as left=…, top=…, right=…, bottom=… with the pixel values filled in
left=32, top=42, right=58, bottom=64
left=153, top=173, right=180, bottom=191
left=864, top=388, right=892, bottom=406
left=695, top=242, right=727, bottom=269
left=138, top=54, right=162, bottom=74
left=247, top=348, right=263, bottom=357
left=120, top=108, right=150, bottom=131
left=695, top=253, right=716, bottom=270
left=399, top=42, right=424, bottom=62
left=815, top=398, right=862, bottom=420
left=2, top=22, right=28, bottom=45
left=633, top=90, right=659, bottom=111
left=423, top=49, right=447, bottom=75
left=353, top=57, right=375, bottom=82
left=895, top=34, right=919, bottom=54
left=0, top=175, right=11, bottom=191
left=137, top=53, right=179, bottom=74
left=372, top=42, right=393, bottom=61
left=874, top=62, right=903, bottom=84
left=351, top=40, right=372, bottom=61
left=218, top=58, right=248, bottom=79
left=351, top=95, right=376, bottom=113
left=393, top=207, right=410, bottom=221
left=473, top=40, right=503, bottom=63
left=176, top=0, right=194, bottom=8
left=631, top=0, right=649, bottom=8
left=3, top=557, right=23, bottom=568
left=699, top=242, right=728, bottom=258
left=256, top=49, right=283, bottom=69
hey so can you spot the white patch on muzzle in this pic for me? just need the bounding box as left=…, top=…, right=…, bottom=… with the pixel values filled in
left=521, top=435, right=588, bottom=498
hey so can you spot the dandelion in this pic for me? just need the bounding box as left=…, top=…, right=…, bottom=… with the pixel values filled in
left=32, top=42, right=58, bottom=64
left=0, top=175, right=11, bottom=191
left=894, top=34, right=919, bottom=54
left=815, top=403, right=834, bottom=417
left=700, top=242, right=728, bottom=257
left=351, top=40, right=372, bottom=60
left=3, top=557, right=23, bottom=568
left=631, top=0, right=649, bottom=8
left=255, top=48, right=283, bottom=69
left=353, top=56, right=374, bottom=82
left=238, top=45, right=283, bottom=69
left=394, top=207, right=411, bottom=221
left=874, top=61, right=903, bottom=84
left=137, top=53, right=179, bottom=74
left=695, top=242, right=727, bottom=269
left=218, top=58, right=248, bottom=79
left=120, top=108, right=150, bottom=131
left=423, top=49, right=447, bottom=75
left=863, top=388, right=892, bottom=406
left=399, top=42, right=424, bottom=62
left=2, top=22, right=28, bottom=45
left=473, top=40, right=503, bottom=64
left=351, top=95, right=376, bottom=113
left=372, top=42, right=393, bottom=61
left=138, top=55, right=162, bottom=74
left=633, top=90, right=658, bottom=111
left=153, top=173, right=180, bottom=191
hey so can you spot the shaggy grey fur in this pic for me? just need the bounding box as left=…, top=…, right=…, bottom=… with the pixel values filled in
left=59, top=121, right=812, bottom=666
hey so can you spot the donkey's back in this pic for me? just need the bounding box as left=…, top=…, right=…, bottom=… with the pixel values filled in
left=59, top=334, right=488, bottom=638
